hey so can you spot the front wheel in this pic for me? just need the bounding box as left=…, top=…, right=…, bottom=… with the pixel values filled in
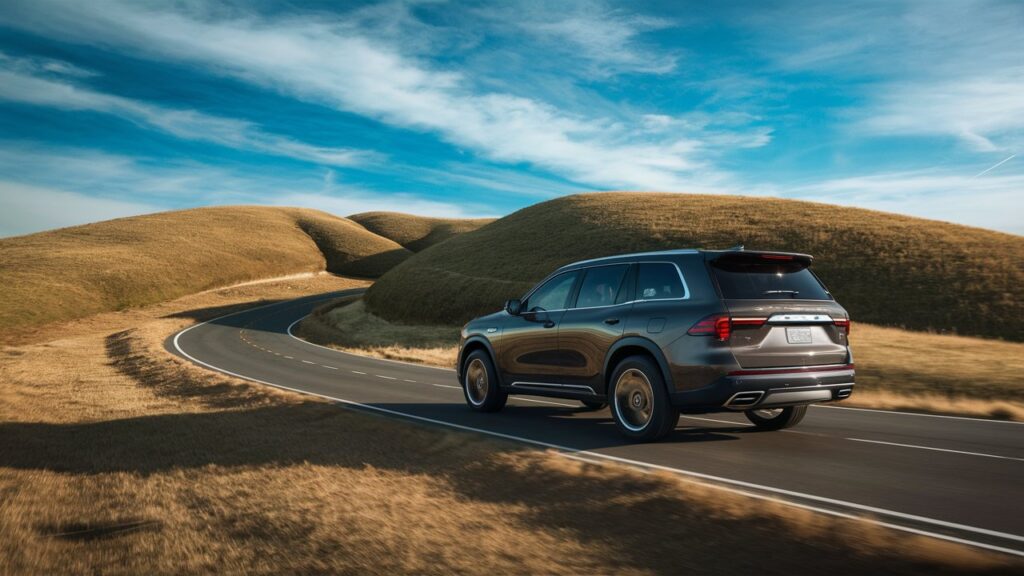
left=744, top=405, right=807, bottom=430
left=462, top=350, right=507, bottom=412
left=609, top=355, right=678, bottom=442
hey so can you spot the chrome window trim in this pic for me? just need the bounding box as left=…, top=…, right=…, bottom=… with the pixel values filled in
left=565, top=249, right=699, bottom=268
left=520, top=260, right=691, bottom=314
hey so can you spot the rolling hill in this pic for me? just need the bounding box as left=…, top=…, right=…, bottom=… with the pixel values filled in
left=365, top=192, right=1024, bottom=341
left=0, top=206, right=410, bottom=331
left=349, top=211, right=494, bottom=252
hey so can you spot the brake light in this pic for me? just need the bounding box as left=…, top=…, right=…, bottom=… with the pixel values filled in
left=834, top=318, right=851, bottom=335
left=688, top=314, right=731, bottom=341
left=761, top=254, right=794, bottom=260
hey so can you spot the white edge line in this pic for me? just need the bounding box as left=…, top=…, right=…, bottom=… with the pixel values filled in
left=171, top=308, right=1024, bottom=556
left=848, top=438, right=1024, bottom=462
left=813, top=404, right=1023, bottom=425
left=286, top=315, right=456, bottom=373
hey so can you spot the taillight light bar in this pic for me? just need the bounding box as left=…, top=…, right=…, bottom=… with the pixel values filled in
left=688, top=316, right=768, bottom=341
left=834, top=318, right=851, bottom=335
left=732, top=317, right=767, bottom=327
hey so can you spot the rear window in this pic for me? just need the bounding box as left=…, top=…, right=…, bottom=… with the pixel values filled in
left=711, top=258, right=832, bottom=300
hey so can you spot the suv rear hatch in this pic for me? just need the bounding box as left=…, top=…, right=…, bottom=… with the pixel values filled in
left=709, top=251, right=850, bottom=369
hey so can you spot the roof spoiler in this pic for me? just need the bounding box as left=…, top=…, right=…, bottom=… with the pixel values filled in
left=709, top=249, right=814, bottom=266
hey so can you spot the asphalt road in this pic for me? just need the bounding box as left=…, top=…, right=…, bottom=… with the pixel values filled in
left=169, top=289, right=1024, bottom=557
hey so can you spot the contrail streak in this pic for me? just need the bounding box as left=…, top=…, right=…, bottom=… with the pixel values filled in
left=973, top=153, right=1016, bottom=178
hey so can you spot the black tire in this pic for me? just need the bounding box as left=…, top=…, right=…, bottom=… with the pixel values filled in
left=744, top=405, right=808, bottom=430
left=462, top=350, right=507, bottom=412
left=580, top=400, right=607, bottom=410
left=608, top=355, right=679, bottom=442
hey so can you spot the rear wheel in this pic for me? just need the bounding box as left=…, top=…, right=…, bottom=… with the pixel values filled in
left=609, top=356, right=678, bottom=442
left=580, top=400, right=607, bottom=410
left=462, top=350, right=507, bottom=412
left=744, top=405, right=807, bottom=430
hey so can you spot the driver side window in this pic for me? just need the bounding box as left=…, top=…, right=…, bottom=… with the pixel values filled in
left=524, top=272, right=578, bottom=312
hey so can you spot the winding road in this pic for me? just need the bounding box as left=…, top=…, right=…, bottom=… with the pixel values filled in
left=169, top=289, right=1024, bottom=557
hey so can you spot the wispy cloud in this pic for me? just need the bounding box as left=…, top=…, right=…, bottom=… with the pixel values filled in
left=481, top=0, right=679, bottom=77
left=0, top=0, right=727, bottom=191
left=783, top=169, right=1024, bottom=234
left=0, top=142, right=492, bottom=236
left=0, top=181, right=158, bottom=237
left=0, top=56, right=380, bottom=167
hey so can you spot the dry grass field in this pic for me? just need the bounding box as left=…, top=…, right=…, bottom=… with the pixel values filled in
left=365, top=192, right=1024, bottom=341
left=300, top=297, right=1024, bottom=421
left=0, top=206, right=411, bottom=333
left=349, top=211, right=494, bottom=252
left=1, top=276, right=1016, bottom=575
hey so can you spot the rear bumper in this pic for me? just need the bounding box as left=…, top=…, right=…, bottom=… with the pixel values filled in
left=670, top=364, right=855, bottom=413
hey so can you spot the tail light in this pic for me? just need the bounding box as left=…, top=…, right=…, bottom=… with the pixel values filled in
left=834, top=318, right=851, bottom=335
left=688, top=314, right=731, bottom=341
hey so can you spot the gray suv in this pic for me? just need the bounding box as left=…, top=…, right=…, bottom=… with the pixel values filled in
left=456, top=248, right=855, bottom=441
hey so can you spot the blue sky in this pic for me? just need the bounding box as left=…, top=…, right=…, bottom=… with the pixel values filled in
left=0, top=0, right=1021, bottom=237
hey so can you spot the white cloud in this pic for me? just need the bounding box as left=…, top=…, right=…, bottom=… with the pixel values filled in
left=738, top=1, right=1024, bottom=152
left=0, top=181, right=159, bottom=237
left=0, top=0, right=724, bottom=191
left=489, top=0, right=679, bottom=76
left=784, top=169, right=1024, bottom=235
left=0, top=60, right=380, bottom=167
left=859, top=76, right=1024, bottom=152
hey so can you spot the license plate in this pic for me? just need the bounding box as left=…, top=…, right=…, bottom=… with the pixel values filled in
left=786, top=327, right=812, bottom=344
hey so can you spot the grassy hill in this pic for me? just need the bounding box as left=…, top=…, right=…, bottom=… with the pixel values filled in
left=349, top=211, right=494, bottom=252
left=365, top=193, right=1024, bottom=341
left=0, top=206, right=410, bottom=331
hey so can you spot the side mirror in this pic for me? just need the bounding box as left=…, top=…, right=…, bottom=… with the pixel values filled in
left=504, top=298, right=522, bottom=316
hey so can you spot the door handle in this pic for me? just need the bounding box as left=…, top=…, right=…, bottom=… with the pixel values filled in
left=604, top=318, right=620, bottom=325
left=544, top=320, right=556, bottom=328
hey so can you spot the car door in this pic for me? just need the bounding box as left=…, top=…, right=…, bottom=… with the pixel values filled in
left=498, top=270, right=580, bottom=386
left=556, top=264, right=633, bottom=393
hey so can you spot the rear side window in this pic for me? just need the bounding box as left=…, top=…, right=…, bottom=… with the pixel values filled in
left=637, top=263, right=687, bottom=300
left=711, top=258, right=831, bottom=300
left=525, top=271, right=579, bottom=312
left=574, top=264, right=629, bottom=308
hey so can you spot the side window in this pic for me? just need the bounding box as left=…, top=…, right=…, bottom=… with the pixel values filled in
left=574, top=265, right=629, bottom=308
left=525, top=272, right=578, bottom=312
left=637, top=263, right=687, bottom=300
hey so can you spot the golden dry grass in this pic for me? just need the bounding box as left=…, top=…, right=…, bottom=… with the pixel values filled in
left=0, top=206, right=409, bottom=333
left=365, top=192, right=1024, bottom=341
left=301, top=298, right=1024, bottom=420
left=1, top=278, right=1017, bottom=574
left=349, top=211, right=494, bottom=252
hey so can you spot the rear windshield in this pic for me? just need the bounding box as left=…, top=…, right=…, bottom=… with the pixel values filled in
left=710, top=258, right=832, bottom=300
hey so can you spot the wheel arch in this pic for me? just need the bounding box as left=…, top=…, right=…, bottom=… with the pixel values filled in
left=603, top=337, right=675, bottom=396
left=457, top=336, right=498, bottom=382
